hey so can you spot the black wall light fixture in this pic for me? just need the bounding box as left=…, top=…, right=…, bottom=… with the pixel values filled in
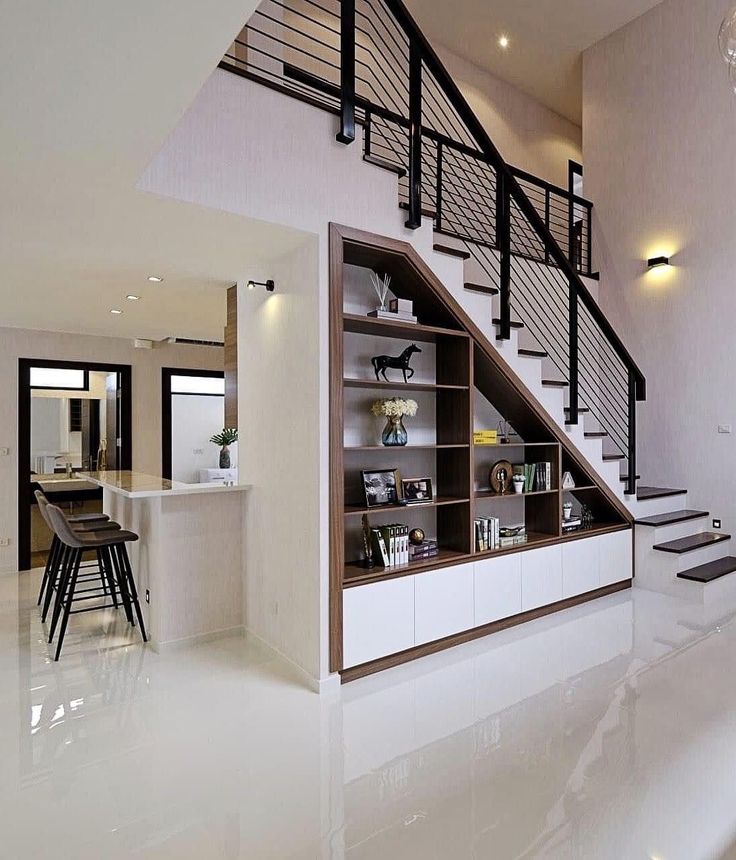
left=647, top=256, right=670, bottom=269
left=247, top=279, right=276, bottom=292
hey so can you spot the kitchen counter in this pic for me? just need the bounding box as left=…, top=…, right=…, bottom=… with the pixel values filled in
left=81, top=470, right=249, bottom=499
left=89, top=471, right=248, bottom=650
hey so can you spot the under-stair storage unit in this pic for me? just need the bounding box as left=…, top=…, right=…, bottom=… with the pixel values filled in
left=331, top=225, right=633, bottom=679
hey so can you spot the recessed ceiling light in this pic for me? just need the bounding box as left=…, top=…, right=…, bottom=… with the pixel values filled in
left=498, top=34, right=510, bottom=49
left=147, top=275, right=163, bottom=283
left=110, top=309, right=123, bottom=315
left=126, top=295, right=140, bottom=301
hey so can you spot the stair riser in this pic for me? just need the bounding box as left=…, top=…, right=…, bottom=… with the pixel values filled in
left=634, top=531, right=731, bottom=596
left=627, top=493, right=689, bottom=518
left=635, top=519, right=710, bottom=543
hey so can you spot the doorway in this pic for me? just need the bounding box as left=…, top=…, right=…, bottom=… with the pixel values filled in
left=161, top=368, right=226, bottom=482
left=18, top=359, right=132, bottom=571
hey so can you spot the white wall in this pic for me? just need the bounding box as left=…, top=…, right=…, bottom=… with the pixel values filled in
left=171, top=393, right=224, bottom=482
left=0, top=327, right=222, bottom=571
left=437, top=45, right=583, bottom=188
left=583, top=0, right=736, bottom=526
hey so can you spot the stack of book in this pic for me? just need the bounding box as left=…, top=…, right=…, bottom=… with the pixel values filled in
left=499, top=525, right=528, bottom=548
left=475, top=516, right=500, bottom=551
left=370, top=524, right=409, bottom=567
left=562, top=517, right=582, bottom=533
left=408, top=539, right=439, bottom=562
left=368, top=298, right=417, bottom=324
left=521, top=462, right=553, bottom=492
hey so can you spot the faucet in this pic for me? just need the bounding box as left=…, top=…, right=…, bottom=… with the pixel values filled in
left=55, top=454, right=73, bottom=477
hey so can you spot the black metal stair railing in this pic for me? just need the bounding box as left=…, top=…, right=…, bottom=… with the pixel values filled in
left=220, top=0, right=646, bottom=494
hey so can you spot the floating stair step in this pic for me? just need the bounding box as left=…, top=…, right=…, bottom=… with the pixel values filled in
left=635, top=486, right=687, bottom=501
left=542, top=379, right=569, bottom=388
left=602, top=453, right=625, bottom=461
left=619, top=474, right=641, bottom=482
left=492, top=318, right=524, bottom=329
left=400, top=201, right=436, bottom=218
left=433, top=243, right=470, bottom=260
left=363, top=155, right=406, bottom=177
left=464, top=282, right=499, bottom=296
left=678, top=556, right=736, bottom=583
left=653, top=532, right=730, bottom=554
left=518, top=348, right=547, bottom=358
left=584, top=431, right=608, bottom=438
left=636, top=509, right=709, bottom=527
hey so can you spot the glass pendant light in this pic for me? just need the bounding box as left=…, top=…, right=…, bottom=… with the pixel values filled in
left=719, top=6, right=736, bottom=65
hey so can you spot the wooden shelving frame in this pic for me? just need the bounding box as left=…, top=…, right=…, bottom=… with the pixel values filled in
left=329, top=224, right=633, bottom=674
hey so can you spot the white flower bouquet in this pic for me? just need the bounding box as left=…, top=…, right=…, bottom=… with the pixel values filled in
left=371, top=397, right=418, bottom=418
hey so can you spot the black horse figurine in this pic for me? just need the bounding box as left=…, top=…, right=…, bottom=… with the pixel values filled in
left=371, top=344, right=422, bottom=382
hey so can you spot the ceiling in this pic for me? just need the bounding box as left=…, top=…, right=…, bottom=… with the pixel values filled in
left=0, top=0, right=305, bottom=342
left=405, top=0, right=666, bottom=123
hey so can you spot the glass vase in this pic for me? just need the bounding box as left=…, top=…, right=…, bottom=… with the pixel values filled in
left=381, top=416, right=408, bottom=447
left=219, top=445, right=231, bottom=469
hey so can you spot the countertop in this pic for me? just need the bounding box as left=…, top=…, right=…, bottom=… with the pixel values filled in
left=80, top=470, right=250, bottom=499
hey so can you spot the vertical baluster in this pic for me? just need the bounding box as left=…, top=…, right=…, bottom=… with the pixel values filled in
left=544, top=188, right=551, bottom=265
left=627, top=372, right=637, bottom=495
left=404, top=39, right=422, bottom=229
left=587, top=204, right=592, bottom=275
left=568, top=285, right=579, bottom=425
left=364, top=108, right=372, bottom=156
left=336, top=0, right=355, bottom=144
left=435, top=142, right=443, bottom=232
left=498, top=172, right=511, bottom=340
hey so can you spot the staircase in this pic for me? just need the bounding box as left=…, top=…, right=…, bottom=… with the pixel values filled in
left=219, top=0, right=736, bottom=596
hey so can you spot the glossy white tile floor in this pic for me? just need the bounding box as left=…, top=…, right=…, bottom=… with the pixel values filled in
left=5, top=571, right=736, bottom=860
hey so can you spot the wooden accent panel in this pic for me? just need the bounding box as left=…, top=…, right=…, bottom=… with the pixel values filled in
left=224, top=286, right=238, bottom=429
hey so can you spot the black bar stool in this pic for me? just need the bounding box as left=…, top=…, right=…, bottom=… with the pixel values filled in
left=44, top=502, right=148, bottom=661
left=34, top=490, right=121, bottom=614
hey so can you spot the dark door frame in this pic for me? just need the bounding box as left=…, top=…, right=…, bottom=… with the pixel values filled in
left=161, top=368, right=225, bottom=480
left=18, top=358, right=132, bottom=571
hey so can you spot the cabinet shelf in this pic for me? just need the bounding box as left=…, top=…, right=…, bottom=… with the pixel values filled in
left=343, top=313, right=468, bottom=342
left=344, top=496, right=470, bottom=516
left=475, top=488, right=558, bottom=500
left=345, top=443, right=470, bottom=451
left=473, top=441, right=560, bottom=449
left=344, top=378, right=469, bottom=392
left=563, top=484, right=597, bottom=492
left=344, top=548, right=468, bottom=587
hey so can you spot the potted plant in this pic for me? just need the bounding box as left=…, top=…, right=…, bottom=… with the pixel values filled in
left=371, top=397, right=418, bottom=446
left=210, top=428, right=238, bottom=469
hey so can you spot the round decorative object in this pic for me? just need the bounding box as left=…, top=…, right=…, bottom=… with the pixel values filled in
left=489, top=460, right=514, bottom=494
left=409, top=527, right=425, bottom=546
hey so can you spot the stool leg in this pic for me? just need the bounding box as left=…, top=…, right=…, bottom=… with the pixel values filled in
left=48, top=547, right=78, bottom=643
left=107, top=546, right=133, bottom=623
left=117, top=544, right=147, bottom=642
left=54, top=550, right=82, bottom=661
left=97, top=548, right=118, bottom=607
left=42, top=544, right=68, bottom=623
left=38, top=536, right=60, bottom=606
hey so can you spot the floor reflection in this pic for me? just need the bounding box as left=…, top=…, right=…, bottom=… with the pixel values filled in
left=4, top=570, right=736, bottom=858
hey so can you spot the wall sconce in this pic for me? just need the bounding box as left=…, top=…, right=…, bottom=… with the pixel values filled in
left=647, top=256, right=670, bottom=269
left=247, top=279, right=275, bottom=292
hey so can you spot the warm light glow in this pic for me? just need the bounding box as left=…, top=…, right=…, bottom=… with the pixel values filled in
left=147, top=275, right=163, bottom=283
left=247, top=280, right=255, bottom=290
left=498, top=34, right=510, bottom=49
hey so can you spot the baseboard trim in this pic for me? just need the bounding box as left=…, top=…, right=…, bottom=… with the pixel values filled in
left=341, top=579, right=632, bottom=683
left=245, top=628, right=341, bottom=694
left=151, top=625, right=245, bottom=653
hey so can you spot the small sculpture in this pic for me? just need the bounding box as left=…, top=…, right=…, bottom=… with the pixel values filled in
left=409, top=528, right=426, bottom=546
left=371, top=344, right=422, bottom=383
left=370, top=271, right=392, bottom=312
left=361, top=514, right=374, bottom=568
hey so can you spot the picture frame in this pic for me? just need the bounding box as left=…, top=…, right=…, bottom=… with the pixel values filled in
left=401, top=476, right=434, bottom=504
left=362, top=468, right=400, bottom=508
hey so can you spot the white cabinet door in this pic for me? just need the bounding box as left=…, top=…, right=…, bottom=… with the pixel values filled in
left=562, top=536, right=600, bottom=599
left=599, top=530, right=633, bottom=587
left=474, top=554, right=522, bottom=627
left=415, top=563, right=474, bottom=646
left=521, top=545, right=563, bottom=612
left=342, top=577, right=415, bottom=669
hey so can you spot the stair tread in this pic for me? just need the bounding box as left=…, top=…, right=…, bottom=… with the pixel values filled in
left=584, top=431, right=608, bottom=438
left=635, top=486, right=687, bottom=501
left=518, top=348, right=547, bottom=358
left=400, top=201, right=436, bottom=218
left=363, top=155, right=406, bottom=177
left=653, top=532, right=730, bottom=554
left=602, top=453, right=625, bottom=461
left=635, top=509, right=709, bottom=527
left=492, top=318, right=524, bottom=329
left=464, top=282, right=499, bottom=296
left=433, top=243, right=470, bottom=260
left=678, top=556, right=736, bottom=583
left=542, top=379, right=568, bottom=388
